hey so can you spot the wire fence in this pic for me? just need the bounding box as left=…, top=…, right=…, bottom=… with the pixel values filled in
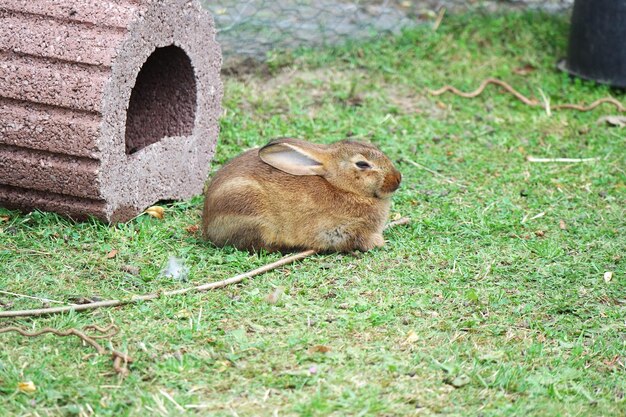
left=199, top=0, right=574, bottom=64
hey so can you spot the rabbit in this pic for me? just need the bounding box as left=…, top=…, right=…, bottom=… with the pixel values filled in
left=201, top=138, right=401, bottom=252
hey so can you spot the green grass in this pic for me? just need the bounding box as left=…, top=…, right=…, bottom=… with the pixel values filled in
left=1, top=11, right=625, bottom=417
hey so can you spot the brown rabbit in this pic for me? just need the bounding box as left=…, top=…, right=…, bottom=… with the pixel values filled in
left=201, top=138, right=401, bottom=252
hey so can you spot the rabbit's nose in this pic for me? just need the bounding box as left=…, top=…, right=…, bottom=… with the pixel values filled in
left=382, top=170, right=402, bottom=193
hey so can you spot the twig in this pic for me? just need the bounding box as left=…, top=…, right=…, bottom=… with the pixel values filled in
left=402, top=158, right=467, bottom=188
left=429, top=78, right=625, bottom=113
left=0, top=325, right=131, bottom=375
left=0, top=219, right=410, bottom=319
left=0, top=251, right=314, bottom=318
left=553, top=97, right=626, bottom=112
left=159, top=389, right=185, bottom=412
left=521, top=211, right=545, bottom=224
left=433, top=7, right=446, bottom=31
left=429, top=78, right=538, bottom=106
left=385, top=217, right=411, bottom=229
left=0, top=290, right=76, bottom=306
left=82, top=324, right=120, bottom=339
left=526, top=156, right=599, bottom=163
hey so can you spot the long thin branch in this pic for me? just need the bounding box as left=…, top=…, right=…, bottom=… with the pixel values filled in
left=0, top=251, right=314, bottom=318
left=0, top=290, right=75, bottom=306
left=526, top=156, right=599, bottom=163
left=429, top=78, right=625, bottom=113
left=430, top=78, right=539, bottom=106
left=385, top=217, right=411, bottom=229
left=0, top=218, right=410, bottom=319
left=553, top=98, right=626, bottom=112
left=0, top=325, right=131, bottom=375
left=402, top=158, right=467, bottom=188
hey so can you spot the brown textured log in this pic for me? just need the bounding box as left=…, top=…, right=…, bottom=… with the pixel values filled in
left=0, top=185, right=106, bottom=220
left=0, top=98, right=101, bottom=158
left=0, top=146, right=101, bottom=198
left=0, top=51, right=109, bottom=113
left=0, top=0, right=223, bottom=222
left=0, top=0, right=138, bottom=28
left=0, top=9, right=127, bottom=66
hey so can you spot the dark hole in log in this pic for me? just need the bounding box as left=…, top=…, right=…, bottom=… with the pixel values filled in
left=125, top=45, right=197, bottom=154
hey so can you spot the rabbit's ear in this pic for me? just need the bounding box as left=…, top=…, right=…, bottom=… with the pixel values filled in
left=259, top=140, right=327, bottom=176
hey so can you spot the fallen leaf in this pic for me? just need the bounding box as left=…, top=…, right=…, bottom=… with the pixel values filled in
left=602, top=355, right=621, bottom=368
left=121, top=264, right=140, bottom=275
left=0, top=215, right=9, bottom=222
left=106, top=249, right=118, bottom=259
left=534, top=230, right=545, bottom=237
left=174, top=310, right=192, bottom=320
left=402, top=330, right=420, bottom=345
left=215, top=360, right=232, bottom=373
left=445, top=374, right=470, bottom=388
left=559, top=219, right=567, bottom=230
left=185, top=224, right=199, bottom=234
left=309, top=345, right=331, bottom=354
left=513, top=63, right=537, bottom=75
left=265, top=287, right=284, bottom=304
left=604, top=271, right=613, bottom=283
left=597, top=115, right=626, bottom=127
left=18, top=381, right=36, bottom=393
left=145, top=206, right=165, bottom=219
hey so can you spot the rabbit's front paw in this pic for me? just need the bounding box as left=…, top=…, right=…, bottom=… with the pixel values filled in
left=356, top=233, right=385, bottom=252
left=370, top=233, right=385, bottom=248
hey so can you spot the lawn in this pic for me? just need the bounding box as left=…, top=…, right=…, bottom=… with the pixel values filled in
left=1, top=10, right=625, bottom=417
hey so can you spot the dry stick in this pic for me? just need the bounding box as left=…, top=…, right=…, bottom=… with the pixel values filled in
left=0, top=290, right=76, bottom=306
left=526, top=156, right=599, bottom=163
left=553, top=97, right=626, bottom=112
left=0, top=326, right=131, bottom=375
left=82, top=323, right=120, bottom=339
left=0, top=251, right=314, bottom=318
left=0, top=218, right=410, bottom=319
left=430, top=78, right=538, bottom=106
left=159, top=389, right=186, bottom=413
left=429, top=78, right=626, bottom=113
left=385, top=217, right=411, bottom=229
left=402, top=158, right=467, bottom=189
left=433, top=7, right=446, bottom=31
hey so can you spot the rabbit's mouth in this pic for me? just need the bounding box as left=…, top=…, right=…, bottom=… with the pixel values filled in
left=374, top=190, right=395, bottom=200
left=378, top=170, right=402, bottom=197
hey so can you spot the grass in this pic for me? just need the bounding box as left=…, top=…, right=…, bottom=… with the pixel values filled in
left=1, top=10, right=625, bottom=417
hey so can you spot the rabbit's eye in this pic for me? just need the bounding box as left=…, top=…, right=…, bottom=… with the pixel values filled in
left=355, top=161, right=372, bottom=170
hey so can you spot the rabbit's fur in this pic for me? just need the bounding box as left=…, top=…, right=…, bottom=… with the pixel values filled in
left=201, top=138, right=401, bottom=252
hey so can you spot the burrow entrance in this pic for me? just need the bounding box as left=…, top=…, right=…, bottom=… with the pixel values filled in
left=124, top=45, right=197, bottom=154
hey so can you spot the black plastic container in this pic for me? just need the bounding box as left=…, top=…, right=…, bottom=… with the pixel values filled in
left=561, top=0, right=626, bottom=88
